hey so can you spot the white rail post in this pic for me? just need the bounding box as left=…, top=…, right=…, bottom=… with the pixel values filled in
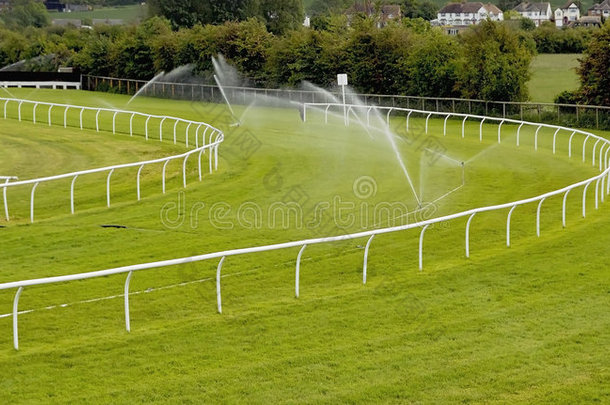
left=562, top=189, right=570, bottom=228
left=48, top=105, right=53, bottom=126
left=3, top=178, right=11, bottom=221
left=534, top=125, right=542, bottom=151
left=582, top=135, right=590, bottom=162
left=582, top=181, right=591, bottom=217
left=601, top=177, right=605, bottom=204
left=79, top=107, right=84, bottom=130
left=552, top=128, right=560, bottom=154
left=461, top=116, right=467, bottom=138
left=568, top=131, right=576, bottom=158
left=386, top=108, right=393, bottom=126
left=145, top=116, right=151, bottom=140
left=95, top=109, right=101, bottom=132
left=172, top=120, right=178, bottom=144
left=346, top=106, right=352, bottom=126
left=182, top=155, right=188, bottom=188
left=516, top=122, right=524, bottom=146
left=198, top=150, right=204, bottom=181
left=63, top=106, right=69, bottom=128
left=598, top=144, right=605, bottom=171
left=465, top=213, right=476, bottom=258
left=536, top=197, right=546, bottom=237
left=443, top=114, right=450, bottom=136
left=604, top=148, right=610, bottom=173
left=325, top=105, right=331, bottom=124
left=162, top=160, right=170, bottom=194
left=592, top=139, right=601, bottom=166
left=13, top=287, right=23, bottom=350
left=419, top=224, right=430, bottom=271
left=185, top=122, right=192, bottom=147
left=136, top=165, right=144, bottom=200
left=30, top=182, right=39, bottom=223
left=18, top=100, right=23, bottom=121
left=33, top=103, right=37, bottom=123
left=425, top=112, right=432, bottom=134
left=479, top=118, right=485, bottom=141
left=70, top=175, right=78, bottom=214
left=3, top=99, right=8, bottom=118
left=366, top=106, right=372, bottom=127
left=406, top=111, right=412, bottom=132
left=159, top=117, right=167, bottom=142
left=595, top=178, right=600, bottom=210
left=295, top=245, right=307, bottom=298
left=106, top=169, right=114, bottom=207
left=129, top=113, right=135, bottom=136
left=506, top=204, right=517, bottom=247
left=362, top=235, right=375, bottom=284
left=124, top=271, right=133, bottom=332
left=216, top=256, right=225, bottom=314
left=202, top=127, right=209, bottom=149
left=112, top=111, right=118, bottom=134
left=194, top=124, right=201, bottom=148
left=497, top=120, right=504, bottom=143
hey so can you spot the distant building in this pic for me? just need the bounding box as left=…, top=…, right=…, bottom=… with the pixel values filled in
left=436, top=2, right=503, bottom=27
left=52, top=19, right=82, bottom=27
left=570, top=15, right=603, bottom=27
left=588, top=0, right=610, bottom=18
left=345, top=3, right=402, bottom=27
left=92, top=19, right=125, bottom=26
left=513, top=2, right=552, bottom=26
left=0, top=0, right=9, bottom=11
left=554, top=1, right=580, bottom=27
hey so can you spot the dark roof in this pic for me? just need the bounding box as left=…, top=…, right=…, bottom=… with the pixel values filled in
left=347, top=4, right=401, bottom=16
left=589, top=0, right=610, bottom=11
left=561, top=1, right=579, bottom=9
left=514, top=2, right=551, bottom=12
left=484, top=3, right=502, bottom=13
left=439, top=2, right=485, bottom=14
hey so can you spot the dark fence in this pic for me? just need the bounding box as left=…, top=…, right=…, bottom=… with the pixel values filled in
left=0, top=72, right=81, bottom=82
left=82, top=74, right=610, bottom=131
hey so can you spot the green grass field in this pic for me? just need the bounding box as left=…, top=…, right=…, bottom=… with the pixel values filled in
left=0, top=88, right=609, bottom=403
left=528, top=54, right=581, bottom=103
left=50, top=4, right=146, bottom=23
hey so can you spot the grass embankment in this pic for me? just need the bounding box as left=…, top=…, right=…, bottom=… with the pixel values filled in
left=0, top=88, right=608, bottom=403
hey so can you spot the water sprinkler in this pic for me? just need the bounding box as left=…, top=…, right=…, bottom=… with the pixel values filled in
left=213, top=74, right=241, bottom=127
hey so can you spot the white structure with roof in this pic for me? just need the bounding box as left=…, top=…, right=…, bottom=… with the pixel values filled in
left=513, top=2, right=552, bottom=26
left=437, top=2, right=503, bottom=26
left=555, top=1, right=580, bottom=27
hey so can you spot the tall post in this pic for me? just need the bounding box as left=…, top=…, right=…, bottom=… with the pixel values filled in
left=338, top=74, right=348, bottom=126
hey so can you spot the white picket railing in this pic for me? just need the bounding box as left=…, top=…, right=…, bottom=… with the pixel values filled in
left=0, top=98, right=224, bottom=222
left=1, top=103, right=609, bottom=350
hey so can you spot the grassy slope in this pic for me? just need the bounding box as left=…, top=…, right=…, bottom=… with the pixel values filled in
left=49, top=4, right=146, bottom=23
left=529, top=54, right=581, bottom=103
left=0, top=89, right=609, bottom=403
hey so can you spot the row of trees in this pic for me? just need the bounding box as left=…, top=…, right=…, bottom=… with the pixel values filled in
left=0, top=16, right=534, bottom=101
left=147, top=0, right=304, bottom=34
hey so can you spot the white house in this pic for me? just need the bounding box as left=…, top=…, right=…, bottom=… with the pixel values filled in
left=588, top=0, right=610, bottom=19
left=437, top=2, right=503, bottom=26
left=555, top=1, right=580, bottom=27
left=513, top=2, right=552, bottom=26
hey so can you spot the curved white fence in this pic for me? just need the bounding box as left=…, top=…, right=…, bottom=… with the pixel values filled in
left=0, top=98, right=224, bottom=222
left=1, top=102, right=609, bottom=350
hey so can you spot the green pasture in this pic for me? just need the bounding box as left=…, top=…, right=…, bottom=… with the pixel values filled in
left=528, top=53, right=581, bottom=103
left=49, top=4, right=146, bottom=23
left=0, top=88, right=608, bottom=403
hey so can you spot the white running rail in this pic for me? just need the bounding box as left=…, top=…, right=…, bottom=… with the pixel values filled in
left=0, top=98, right=224, bottom=222
left=1, top=102, right=609, bottom=350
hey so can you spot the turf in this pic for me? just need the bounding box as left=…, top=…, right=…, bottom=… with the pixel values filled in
left=528, top=53, right=581, bottom=103
left=0, top=88, right=608, bottom=403
left=49, top=4, right=146, bottom=23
